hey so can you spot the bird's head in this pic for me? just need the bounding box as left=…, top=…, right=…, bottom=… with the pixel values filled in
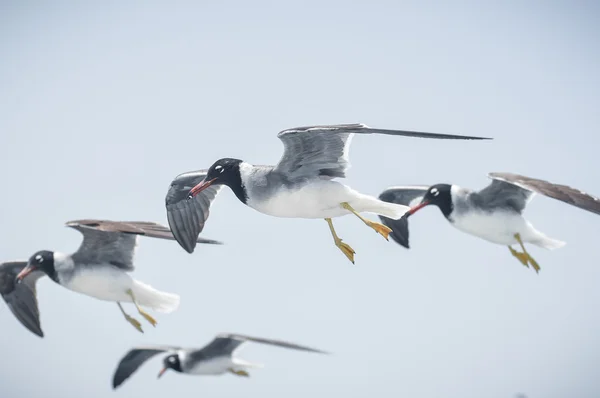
left=158, top=354, right=182, bottom=378
left=187, top=158, right=243, bottom=199
left=407, top=184, right=453, bottom=218
left=17, top=250, right=55, bottom=282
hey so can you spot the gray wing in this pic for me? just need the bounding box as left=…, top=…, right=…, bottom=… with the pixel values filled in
left=112, top=345, right=180, bottom=389
left=165, top=170, right=224, bottom=253
left=68, top=219, right=221, bottom=271
left=0, top=261, right=45, bottom=337
left=472, top=177, right=533, bottom=213
left=488, top=172, right=600, bottom=215
left=274, top=124, right=491, bottom=181
left=193, top=333, right=329, bottom=359
left=378, top=186, right=429, bottom=248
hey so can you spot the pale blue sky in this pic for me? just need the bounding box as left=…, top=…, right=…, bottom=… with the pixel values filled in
left=1, top=1, right=599, bottom=397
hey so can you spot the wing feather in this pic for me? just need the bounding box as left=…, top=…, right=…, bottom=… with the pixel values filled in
left=488, top=172, right=600, bottom=215
left=0, top=261, right=45, bottom=337
left=275, top=124, right=491, bottom=181
left=214, top=333, right=329, bottom=355
left=378, top=186, right=429, bottom=248
left=68, top=219, right=221, bottom=271
left=112, top=346, right=179, bottom=389
left=166, top=170, right=224, bottom=253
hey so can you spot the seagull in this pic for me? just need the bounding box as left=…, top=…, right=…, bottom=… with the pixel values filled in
left=15, top=219, right=221, bottom=333
left=378, top=172, right=600, bottom=272
left=112, top=333, right=329, bottom=389
left=166, top=123, right=491, bottom=263
left=0, top=261, right=44, bottom=337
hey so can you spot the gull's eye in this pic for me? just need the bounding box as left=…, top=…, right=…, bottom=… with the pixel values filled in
left=430, top=188, right=439, bottom=197
left=35, top=254, right=43, bottom=263
left=215, top=165, right=224, bottom=173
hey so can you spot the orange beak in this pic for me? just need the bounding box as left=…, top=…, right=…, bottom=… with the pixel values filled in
left=187, top=177, right=217, bottom=200
left=407, top=200, right=430, bottom=216
left=157, top=367, right=168, bottom=378
left=16, top=265, right=36, bottom=282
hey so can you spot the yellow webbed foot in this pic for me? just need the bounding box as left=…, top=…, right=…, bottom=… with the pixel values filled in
left=335, top=238, right=356, bottom=264
left=229, top=369, right=250, bottom=377
left=125, top=315, right=144, bottom=333
left=139, top=311, right=158, bottom=327
left=508, top=246, right=529, bottom=266
left=508, top=246, right=541, bottom=273
left=526, top=253, right=541, bottom=274
left=366, top=221, right=392, bottom=241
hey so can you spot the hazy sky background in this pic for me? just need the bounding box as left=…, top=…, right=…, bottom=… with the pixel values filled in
left=1, top=1, right=599, bottom=397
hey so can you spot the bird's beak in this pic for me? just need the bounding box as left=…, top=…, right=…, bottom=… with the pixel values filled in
left=406, top=200, right=430, bottom=217
left=16, top=265, right=36, bottom=283
left=157, top=367, right=168, bottom=378
left=187, top=177, right=217, bottom=200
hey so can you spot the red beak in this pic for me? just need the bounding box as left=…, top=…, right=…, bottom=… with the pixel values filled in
left=16, top=265, right=36, bottom=282
left=187, top=177, right=217, bottom=200
left=407, top=200, right=430, bottom=216
left=157, top=367, right=168, bottom=378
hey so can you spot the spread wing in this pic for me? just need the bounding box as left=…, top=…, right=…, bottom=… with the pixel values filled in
left=68, top=219, right=221, bottom=271
left=378, top=186, right=429, bottom=248
left=488, top=172, right=600, bottom=216
left=165, top=170, right=224, bottom=253
left=472, top=177, right=533, bottom=213
left=274, top=124, right=491, bottom=182
left=193, top=333, right=329, bottom=360
left=112, top=345, right=180, bottom=389
left=0, top=261, right=45, bottom=337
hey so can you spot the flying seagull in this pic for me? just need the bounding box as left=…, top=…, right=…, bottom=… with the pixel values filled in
left=167, top=123, right=491, bottom=263
left=0, top=261, right=44, bottom=337
left=378, top=172, right=600, bottom=272
left=16, top=219, right=221, bottom=333
left=112, top=333, right=329, bottom=389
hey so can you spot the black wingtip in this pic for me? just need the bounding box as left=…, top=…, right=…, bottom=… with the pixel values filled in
left=380, top=214, right=411, bottom=249
left=196, top=238, right=224, bottom=245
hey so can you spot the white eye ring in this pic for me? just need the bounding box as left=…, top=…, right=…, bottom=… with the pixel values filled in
left=35, top=254, right=43, bottom=262
left=430, top=188, right=439, bottom=197
left=215, top=165, right=223, bottom=170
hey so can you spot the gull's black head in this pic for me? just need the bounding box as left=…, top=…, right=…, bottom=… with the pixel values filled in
left=408, top=184, right=454, bottom=218
left=17, top=250, right=56, bottom=283
left=188, top=158, right=247, bottom=203
left=205, top=158, right=243, bottom=188
left=158, top=354, right=182, bottom=378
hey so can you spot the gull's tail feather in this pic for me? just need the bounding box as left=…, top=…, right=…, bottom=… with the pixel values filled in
left=233, top=358, right=264, bottom=369
left=132, top=280, right=180, bottom=313
left=531, top=235, right=566, bottom=250
left=359, top=197, right=409, bottom=220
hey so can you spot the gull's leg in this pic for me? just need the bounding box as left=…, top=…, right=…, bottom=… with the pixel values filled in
left=126, top=289, right=158, bottom=327
left=514, top=233, right=540, bottom=273
left=325, top=218, right=355, bottom=264
left=117, top=302, right=143, bottom=333
left=228, top=368, right=250, bottom=377
left=341, top=202, right=392, bottom=241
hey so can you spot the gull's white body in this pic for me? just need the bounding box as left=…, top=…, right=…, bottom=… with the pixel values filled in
left=180, top=351, right=262, bottom=376
left=54, top=253, right=179, bottom=313
left=242, top=171, right=408, bottom=220
left=448, top=186, right=565, bottom=250
left=449, top=210, right=545, bottom=246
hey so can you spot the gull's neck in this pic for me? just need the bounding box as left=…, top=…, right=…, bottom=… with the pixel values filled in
left=50, top=251, right=74, bottom=284
left=446, top=185, right=469, bottom=220
left=231, top=162, right=256, bottom=204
